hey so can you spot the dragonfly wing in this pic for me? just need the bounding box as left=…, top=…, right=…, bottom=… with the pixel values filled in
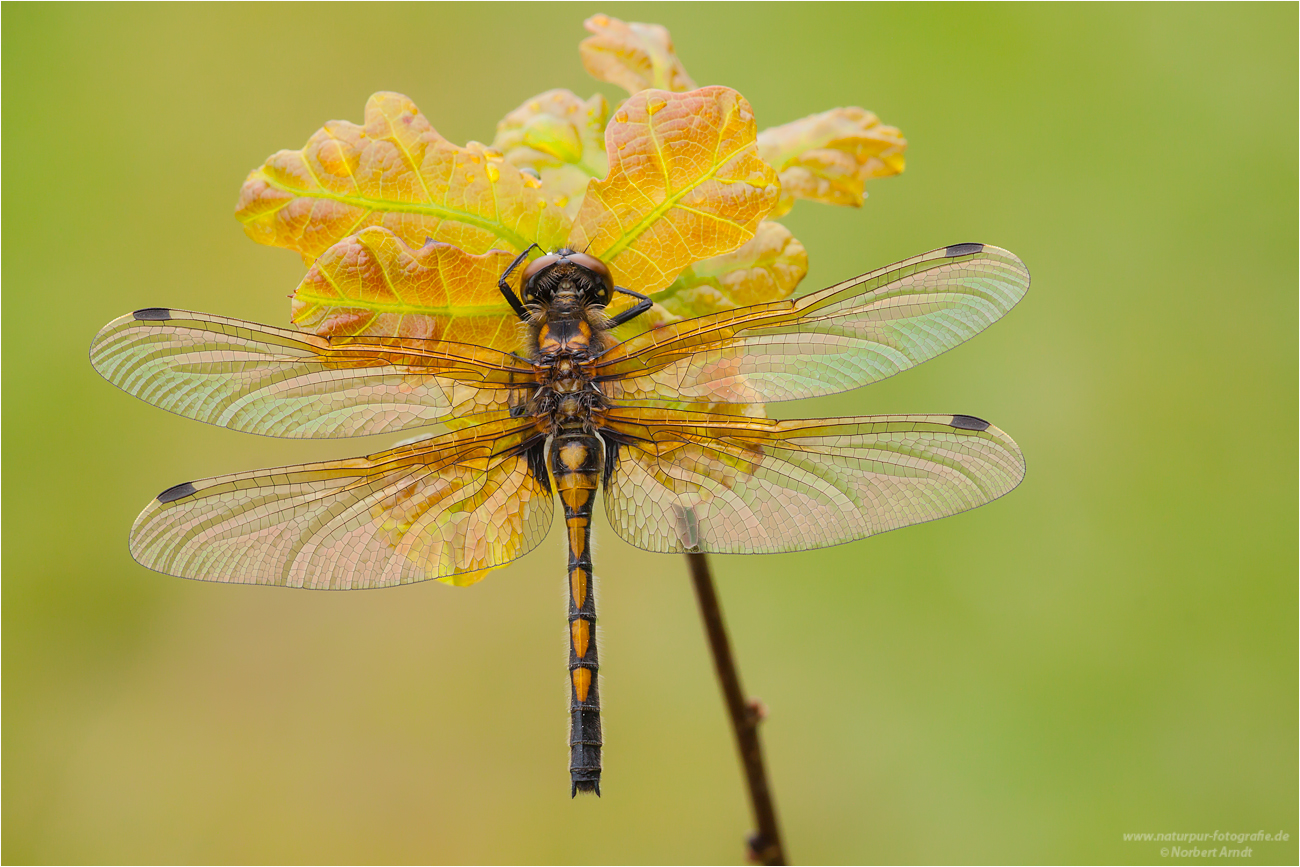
left=90, top=309, right=534, bottom=438
left=130, top=418, right=553, bottom=588
left=601, top=406, right=1024, bottom=554
left=596, top=244, right=1028, bottom=405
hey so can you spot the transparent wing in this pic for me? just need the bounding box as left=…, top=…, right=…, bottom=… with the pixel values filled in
left=600, top=406, right=1024, bottom=554
left=130, top=417, right=553, bottom=588
left=594, top=244, right=1028, bottom=405
left=90, top=308, right=535, bottom=438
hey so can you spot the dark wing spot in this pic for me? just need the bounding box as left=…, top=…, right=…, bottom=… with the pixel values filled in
left=157, top=481, right=197, bottom=503
left=133, top=307, right=173, bottom=321
left=949, top=414, right=991, bottom=431
left=944, top=243, right=984, bottom=258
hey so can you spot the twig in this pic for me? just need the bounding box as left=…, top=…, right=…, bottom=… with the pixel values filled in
left=686, top=552, right=787, bottom=866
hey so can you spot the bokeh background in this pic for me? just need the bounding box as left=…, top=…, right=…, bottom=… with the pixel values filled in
left=4, top=4, right=1296, bottom=864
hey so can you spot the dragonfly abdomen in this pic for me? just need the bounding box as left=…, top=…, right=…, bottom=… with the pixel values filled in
left=551, top=432, right=603, bottom=797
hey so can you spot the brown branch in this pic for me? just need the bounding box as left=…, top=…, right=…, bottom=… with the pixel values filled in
left=686, top=551, right=787, bottom=866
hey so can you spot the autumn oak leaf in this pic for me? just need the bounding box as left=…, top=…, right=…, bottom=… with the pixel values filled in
left=605, top=221, right=807, bottom=345
left=236, top=92, right=570, bottom=263
left=758, top=107, right=907, bottom=217
left=568, top=86, right=780, bottom=295
left=291, top=226, right=524, bottom=351
left=492, top=89, right=610, bottom=221
left=655, top=221, right=808, bottom=316
left=580, top=14, right=698, bottom=95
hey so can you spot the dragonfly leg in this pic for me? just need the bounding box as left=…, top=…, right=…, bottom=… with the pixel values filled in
left=497, top=244, right=541, bottom=321
left=607, top=286, right=653, bottom=328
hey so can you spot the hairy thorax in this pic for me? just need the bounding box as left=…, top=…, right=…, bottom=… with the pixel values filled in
left=526, top=286, right=612, bottom=435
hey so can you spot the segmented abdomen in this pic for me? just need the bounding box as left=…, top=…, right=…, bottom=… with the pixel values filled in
left=550, top=432, right=602, bottom=796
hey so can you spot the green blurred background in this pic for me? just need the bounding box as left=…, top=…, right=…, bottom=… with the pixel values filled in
left=4, top=4, right=1296, bottom=864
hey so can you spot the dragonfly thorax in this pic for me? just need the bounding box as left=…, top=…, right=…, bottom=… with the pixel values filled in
left=534, top=368, right=604, bottom=433
left=534, top=309, right=600, bottom=357
left=554, top=393, right=589, bottom=426
left=526, top=326, right=608, bottom=436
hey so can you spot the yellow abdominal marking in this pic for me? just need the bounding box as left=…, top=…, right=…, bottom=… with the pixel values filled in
left=566, top=520, right=587, bottom=558
left=559, top=442, right=588, bottom=469
left=572, top=667, right=592, bottom=702
left=571, top=619, right=590, bottom=658
left=570, top=567, right=587, bottom=608
left=560, top=488, right=589, bottom=511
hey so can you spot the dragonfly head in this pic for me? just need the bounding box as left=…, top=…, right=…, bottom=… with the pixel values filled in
left=521, top=249, right=614, bottom=307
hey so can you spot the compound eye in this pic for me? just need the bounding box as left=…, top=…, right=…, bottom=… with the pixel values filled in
left=520, top=252, right=562, bottom=299
left=564, top=252, right=615, bottom=300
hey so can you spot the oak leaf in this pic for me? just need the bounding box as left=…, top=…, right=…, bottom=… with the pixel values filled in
left=655, top=221, right=807, bottom=317
left=758, top=107, right=906, bottom=217
left=237, top=92, right=570, bottom=263
left=580, top=14, right=697, bottom=95
left=492, top=90, right=609, bottom=221
left=568, top=86, right=780, bottom=295
left=291, top=227, right=523, bottom=351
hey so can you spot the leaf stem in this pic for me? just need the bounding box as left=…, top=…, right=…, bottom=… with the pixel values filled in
left=685, top=552, right=787, bottom=866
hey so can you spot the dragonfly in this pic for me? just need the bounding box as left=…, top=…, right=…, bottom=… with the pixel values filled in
left=90, top=241, right=1029, bottom=797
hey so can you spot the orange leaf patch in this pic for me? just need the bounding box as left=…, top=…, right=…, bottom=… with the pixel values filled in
left=656, top=221, right=807, bottom=316
left=758, top=107, right=907, bottom=217
left=492, top=89, right=609, bottom=221
left=568, top=86, right=780, bottom=295
left=291, top=227, right=524, bottom=351
left=580, top=14, right=697, bottom=95
left=606, top=221, right=806, bottom=345
left=237, top=92, right=570, bottom=263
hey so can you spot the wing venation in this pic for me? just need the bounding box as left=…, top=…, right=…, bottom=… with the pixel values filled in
left=595, top=244, right=1029, bottom=406
left=90, top=309, right=534, bottom=438
left=130, top=418, right=553, bottom=588
left=600, top=406, right=1024, bottom=554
